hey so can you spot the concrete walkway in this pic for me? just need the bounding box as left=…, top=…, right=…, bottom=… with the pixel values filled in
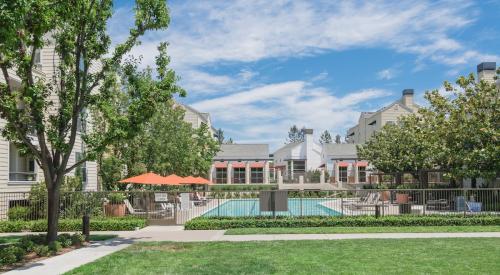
left=5, top=227, right=500, bottom=274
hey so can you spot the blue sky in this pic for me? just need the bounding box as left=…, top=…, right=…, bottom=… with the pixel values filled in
left=110, top=0, right=500, bottom=150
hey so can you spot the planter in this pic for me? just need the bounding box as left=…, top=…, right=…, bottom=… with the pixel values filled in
left=396, top=193, right=409, bottom=204
left=104, top=203, right=126, bottom=217
left=380, top=191, right=391, bottom=201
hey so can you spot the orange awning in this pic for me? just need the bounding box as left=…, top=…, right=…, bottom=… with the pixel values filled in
left=119, top=172, right=177, bottom=185
left=250, top=162, right=264, bottom=168
left=337, top=162, right=350, bottom=167
left=356, top=161, right=368, bottom=167
left=214, top=161, right=227, bottom=168
left=231, top=162, right=246, bottom=168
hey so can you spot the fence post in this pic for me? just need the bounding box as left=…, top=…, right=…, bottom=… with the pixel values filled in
left=422, top=189, right=426, bottom=216
left=463, top=188, right=467, bottom=217
left=300, top=191, right=303, bottom=217
left=217, top=193, right=220, bottom=217
left=341, top=196, right=344, bottom=216
left=82, top=214, right=90, bottom=242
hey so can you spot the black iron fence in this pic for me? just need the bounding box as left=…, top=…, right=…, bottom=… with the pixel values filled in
left=1, top=188, right=498, bottom=224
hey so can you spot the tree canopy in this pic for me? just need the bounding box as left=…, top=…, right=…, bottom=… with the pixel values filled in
left=287, top=125, right=305, bottom=143
left=319, top=130, right=332, bottom=144
left=358, top=70, right=500, bottom=184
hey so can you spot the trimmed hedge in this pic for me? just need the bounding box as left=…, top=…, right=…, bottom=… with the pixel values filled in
left=0, top=217, right=146, bottom=233
left=184, top=215, right=500, bottom=230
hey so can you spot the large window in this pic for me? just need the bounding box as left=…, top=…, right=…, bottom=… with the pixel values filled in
left=339, top=167, right=348, bottom=183
left=251, top=168, right=264, bottom=184
left=233, top=168, right=246, bottom=183
left=215, top=168, right=227, bottom=184
left=358, top=166, right=366, bottom=183
left=9, top=143, right=36, bottom=182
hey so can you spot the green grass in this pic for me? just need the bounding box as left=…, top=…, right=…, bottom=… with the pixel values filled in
left=0, top=234, right=117, bottom=244
left=224, top=225, right=500, bottom=235
left=66, top=238, right=500, bottom=274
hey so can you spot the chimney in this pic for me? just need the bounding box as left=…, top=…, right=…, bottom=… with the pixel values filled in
left=402, top=89, right=414, bottom=108
left=303, top=128, right=314, bottom=170
left=477, top=62, right=496, bottom=84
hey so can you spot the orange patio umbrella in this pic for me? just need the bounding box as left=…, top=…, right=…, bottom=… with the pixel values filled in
left=180, top=176, right=212, bottom=185
left=194, top=176, right=212, bottom=185
left=162, top=174, right=186, bottom=185
left=119, top=172, right=179, bottom=185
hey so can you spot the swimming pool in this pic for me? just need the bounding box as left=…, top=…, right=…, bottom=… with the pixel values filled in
left=203, top=198, right=341, bottom=217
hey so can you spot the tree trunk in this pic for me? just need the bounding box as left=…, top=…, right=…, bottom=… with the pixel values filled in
left=46, top=184, right=61, bottom=243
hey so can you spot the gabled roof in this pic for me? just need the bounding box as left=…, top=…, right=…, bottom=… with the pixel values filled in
left=273, top=142, right=302, bottom=155
left=215, top=144, right=270, bottom=160
left=322, top=144, right=358, bottom=159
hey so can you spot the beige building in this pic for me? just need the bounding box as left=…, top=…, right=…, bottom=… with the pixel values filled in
left=179, top=103, right=215, bottom=137
left=0, top=40, right=98, bottom=194
left=346, top=89, right=419, bottom=144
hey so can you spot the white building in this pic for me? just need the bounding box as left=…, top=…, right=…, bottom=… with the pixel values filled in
left=321, top=143, right=372, bottom=188
left=346, top=89, right=420, bottom=144
left=0, top=40, right=98, bottom=193
left=210, top=144, right=272, bottom=184
left=273, top=129, right=322, bottom=182
left=179, top=103, right=216, bottom=137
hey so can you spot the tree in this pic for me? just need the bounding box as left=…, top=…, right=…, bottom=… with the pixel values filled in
left=286, top=125, right=305, bottom=143
left=226, top=138, right=234, bottom=144
left=216, top=128, right=224, bottom=144
left=358, top=68, right=499, bottom=185
left=0, top=0, right=180, bottom=242
left=335, top=134, right=342, bottom=144
left=319, top=130, right=332, bottom=144
left=357, top=115, right=436, bottom=178
left=99, top=100, right=219, bottom=190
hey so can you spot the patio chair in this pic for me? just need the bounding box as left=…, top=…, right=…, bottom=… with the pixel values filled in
left=342, top=192, right=374, bottom=207
left=192, top=192, right=208, bottom=206
left=426, top=199, right=449, bottom=210
left=124, top=199, right=164, bottom=216
left=349, top=193, right=384, bottom=209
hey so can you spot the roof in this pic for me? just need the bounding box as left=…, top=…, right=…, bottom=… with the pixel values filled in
left=322, top=144, right=358, bottom=159
left=273, top=142, right=302, bottom=155
left=215, top=144, right=270, bottom=160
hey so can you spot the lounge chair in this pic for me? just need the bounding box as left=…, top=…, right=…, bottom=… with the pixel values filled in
left=341, top=192, right=372, bottom=207
left=426, top=199, right=449, bottom=210
left=350, top=193, right=383, bottom=209
left=192, top=192, right=208, bottom=206
left=124, top=199, right=163, bottom=216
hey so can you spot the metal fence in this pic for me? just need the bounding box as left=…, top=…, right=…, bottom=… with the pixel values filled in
left=1, top=188, right=498, bottom=224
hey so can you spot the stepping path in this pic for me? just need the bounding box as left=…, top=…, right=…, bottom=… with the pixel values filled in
left=5, top=226, right=500, bottom=274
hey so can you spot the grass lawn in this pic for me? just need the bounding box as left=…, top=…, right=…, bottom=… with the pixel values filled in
left=224, top=225, right=500, bottom=235
left=0, top=234, right=117, bottom=245
left=66, top=238, right=500, bottom=274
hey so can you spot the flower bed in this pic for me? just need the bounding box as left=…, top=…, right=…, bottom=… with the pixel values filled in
left=184, top=215, right=500, bottom=230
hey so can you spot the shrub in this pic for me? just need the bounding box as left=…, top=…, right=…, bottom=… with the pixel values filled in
left=185, top=215, right=500, bottom=230
left=107, top=193, right=126, bottom=204
left=0, top=246, right=19, bottom=265
left=8, top=206, right=30, bottom=221
left=18, top=238, right=35, bottom=252
left=48, top=241, right=62, bottom=254
left=71, top=233, right=85, bottom=246
left=0, top=217, right=147, bottom=233
left=33, top=245, right=50, bottom=257
left=57, top=233, right=72, bottom=248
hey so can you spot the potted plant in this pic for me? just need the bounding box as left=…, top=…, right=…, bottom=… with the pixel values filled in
left=104, top=193, right=126, bottom=217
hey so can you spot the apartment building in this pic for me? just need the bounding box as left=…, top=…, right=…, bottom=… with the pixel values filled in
left=321, top=143, right=372, bottom=188
left=0, top=39, right=98, bottom=193
left=346, top=89, right=419, bottom=144
left=179, top=103, right=216, bottom=137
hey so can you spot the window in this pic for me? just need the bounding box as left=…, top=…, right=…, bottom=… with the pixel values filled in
left=233, top=168, right=246, bottom=183
left=251, top=168, right=263, bottom=183
left=215, top=168, right=227, bottom=184
left=368, top=120, right=377, bottom=126
left=339, top=167, right=348, bottom=183
left=293, top=160, right=306, bottom=173
left=9, top=143, right=36, bottom=182
left=358, top=166, right=366, bottom=183
left=75, top=152, right=87, bottom=183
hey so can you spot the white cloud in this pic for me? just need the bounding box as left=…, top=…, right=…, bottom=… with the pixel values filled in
left=310, top=71, right=329, bottom=82
left=377, top=69, right=397, bottom=80
left=192, top=81, right=391, bottom=149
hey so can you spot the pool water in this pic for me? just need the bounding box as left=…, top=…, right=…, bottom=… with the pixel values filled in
left=203, top=198, right=341, bottom=217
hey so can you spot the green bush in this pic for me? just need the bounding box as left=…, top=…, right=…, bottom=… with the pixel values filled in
left=0, top=217, right=147, bottom=233
left=0, top=246, right=19, bottom=265
left=33, top=245, right=50, bottom=257
left=8, top=206, right=30, bottom=221
left=57, top=233, right=72, bottom=248
left=185, top=215, right=500, bottom=230
left=107, top=193, right=126, bottom=204
left=71, top=233, right=85, bottom=246
left=18, top=238, right=35, bottom=252
left=48, top=241, right=62, bottom=253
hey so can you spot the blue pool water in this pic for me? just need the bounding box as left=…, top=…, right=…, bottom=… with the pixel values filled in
left=203, top=198, right=341, bottom=217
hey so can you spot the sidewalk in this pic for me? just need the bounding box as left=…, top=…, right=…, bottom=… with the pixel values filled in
left=4, top=227, right=500, bottom=274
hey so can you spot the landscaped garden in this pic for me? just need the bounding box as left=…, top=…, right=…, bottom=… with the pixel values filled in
left=66, top=238, right=500, bottom=274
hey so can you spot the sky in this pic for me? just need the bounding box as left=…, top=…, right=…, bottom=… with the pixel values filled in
left=110, top=0, right=500, bottom=150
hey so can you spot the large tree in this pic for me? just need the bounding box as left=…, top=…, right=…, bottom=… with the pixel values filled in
left=286, top=125, right=305, bottom=143
left=0, top=0, right=181, bottom=242
left=319, top=130, right=332, bottom=144
left=358, top=69, right=499, bottom=185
